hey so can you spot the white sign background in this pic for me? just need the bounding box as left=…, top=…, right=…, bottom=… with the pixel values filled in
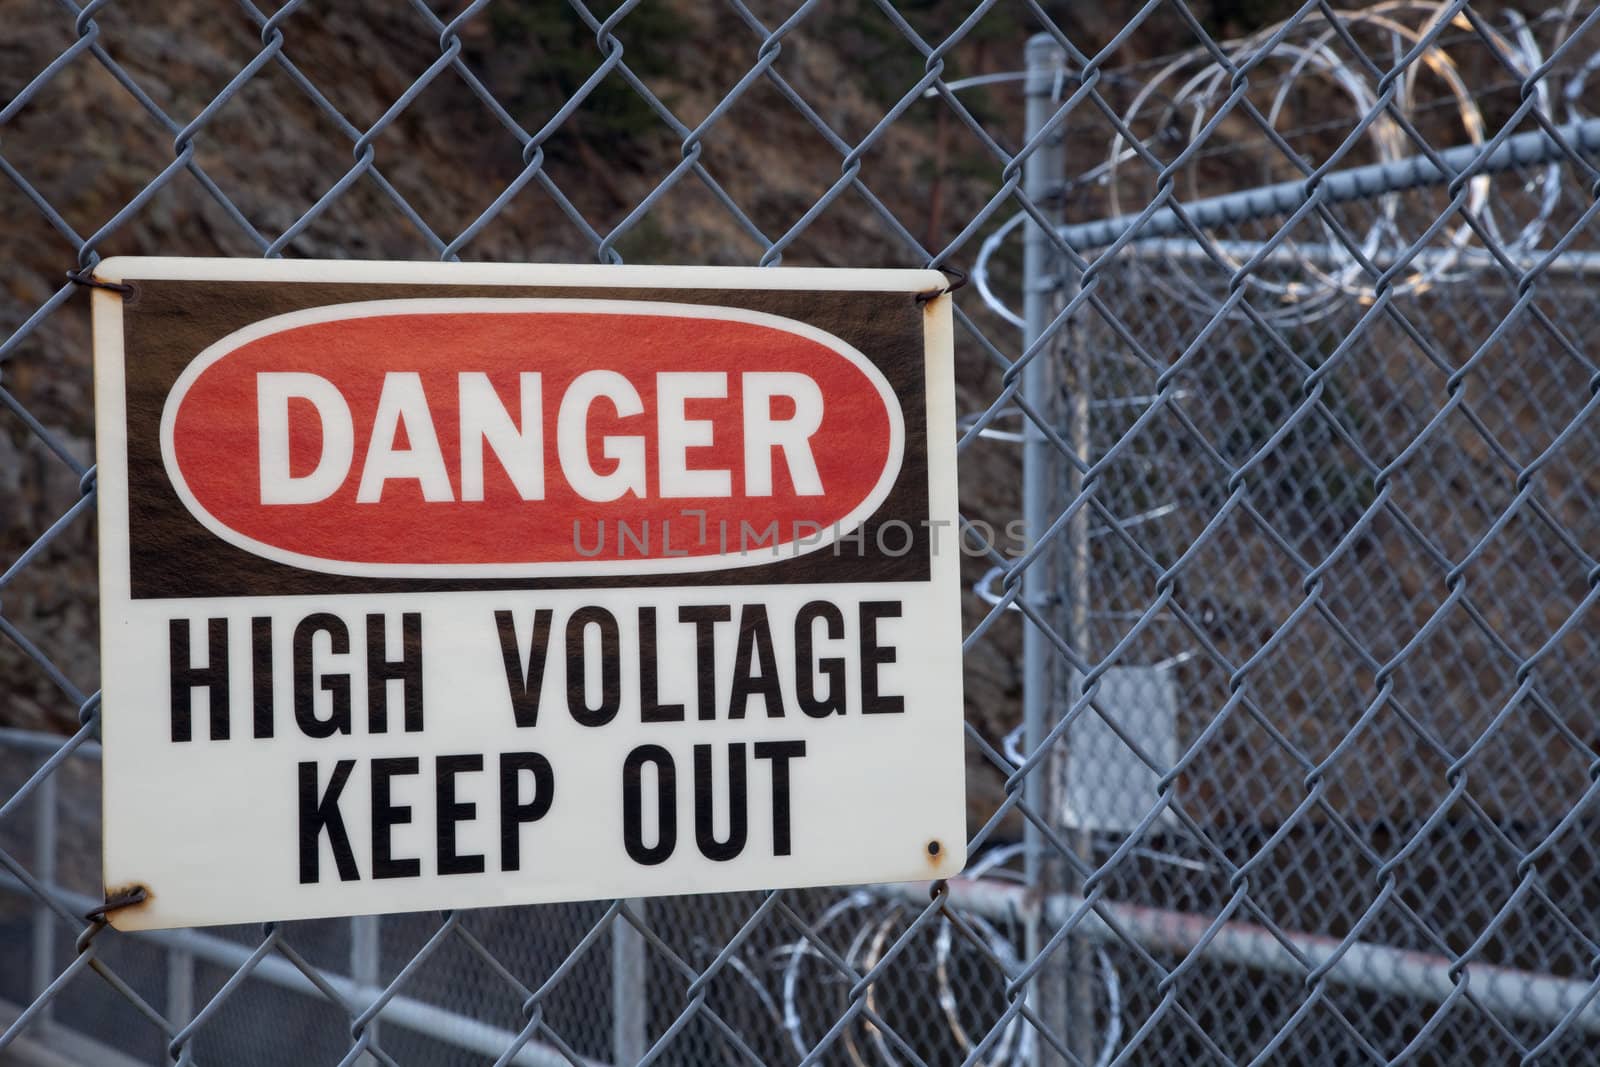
left=92, top=260, right=966, bottom=931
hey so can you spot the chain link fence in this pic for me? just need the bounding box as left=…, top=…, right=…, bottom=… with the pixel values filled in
left=4, top=0, right=1600, bottom=1063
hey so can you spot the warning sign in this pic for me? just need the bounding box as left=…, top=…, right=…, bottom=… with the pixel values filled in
left=91, top=259, right=965, bottom=930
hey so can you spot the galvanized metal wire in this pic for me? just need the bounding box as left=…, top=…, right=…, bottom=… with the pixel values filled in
left=4, top=0, right=1600, bottom=1063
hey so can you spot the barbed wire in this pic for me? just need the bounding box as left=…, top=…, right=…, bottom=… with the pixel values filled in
left=972, top=0, right=1599, bottom=331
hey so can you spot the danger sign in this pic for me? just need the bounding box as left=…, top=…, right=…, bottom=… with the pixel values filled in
left=91, top=259, right=965, bottom=930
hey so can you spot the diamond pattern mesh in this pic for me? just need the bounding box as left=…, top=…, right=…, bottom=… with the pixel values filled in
left=3, top=1, right=1600, bottom=1063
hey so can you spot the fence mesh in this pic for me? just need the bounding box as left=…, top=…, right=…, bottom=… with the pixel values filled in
left=4, top=0, right=1600, bottom=1063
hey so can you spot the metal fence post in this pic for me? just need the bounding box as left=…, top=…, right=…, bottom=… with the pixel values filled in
left=165, top=946, right=194, bottom=1064
left=1022, top=31, right=1072, bottom=1067
left=351, top=915, right=380, bottom=1064
left=612, top=899, right=647, bottom=1064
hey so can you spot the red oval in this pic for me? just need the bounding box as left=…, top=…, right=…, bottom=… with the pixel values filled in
left=162, top=300, right=902, bottom=575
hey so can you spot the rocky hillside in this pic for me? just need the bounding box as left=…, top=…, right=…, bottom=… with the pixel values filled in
left=3, top=0, right=1591, bottom=837
left=0, top=0, right=1280, bottom=743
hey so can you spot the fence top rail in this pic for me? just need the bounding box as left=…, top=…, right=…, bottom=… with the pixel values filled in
left=0, top=728, right=101, bottom=761
left=1117, top=238, right=1600, bottom=275
left=1057, top=116, right=1600, bottom=252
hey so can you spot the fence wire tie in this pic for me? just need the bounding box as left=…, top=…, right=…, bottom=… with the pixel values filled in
left=64, top=267, right=133, bottom=295
left=916, top=263, right=968, bottom=303
left=85, top=884, right=149, bottom=924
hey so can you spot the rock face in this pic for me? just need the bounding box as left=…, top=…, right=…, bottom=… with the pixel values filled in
left=0, top=1, right=1062, bottom=831
left=3, top=0, right=1596, bottom=850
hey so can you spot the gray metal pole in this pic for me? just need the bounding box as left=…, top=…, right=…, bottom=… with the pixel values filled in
left=1022, top=33, right=1071, bottom=1067
left=1111, top=237, right=1600, bottom=275
left=877, top=877, right=1600, bottom=1036
left=351, top=914, right=380, bottom=1065
left=1058, top=116, right=1600, bottom=250
left=164, top=947, right=194, bottom=1049
left=611, top=900, right=647, bottom=1064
